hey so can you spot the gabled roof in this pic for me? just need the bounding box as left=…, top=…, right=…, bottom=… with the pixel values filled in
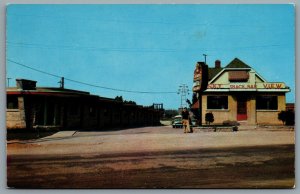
left=208, top=58, right=250, bottom=81
left=208, top=67, right=223, bottom=80
left=225, top=58, right=251, bottom=69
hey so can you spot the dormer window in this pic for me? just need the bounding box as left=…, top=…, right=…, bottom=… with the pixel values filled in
left=228, top=71, right=249, bottom=82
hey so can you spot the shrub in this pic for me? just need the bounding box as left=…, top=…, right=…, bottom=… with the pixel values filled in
left=278, top=111, right=286, bottom=125
left=285, top=110, right=295, bottom=125
left=278, top=110, right=295, bottom=125
left=205, top=112, right=214, bottom=125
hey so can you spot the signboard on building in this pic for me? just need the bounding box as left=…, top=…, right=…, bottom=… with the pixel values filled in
left=193, top=62, right=208, bottom=92
left=207, top=82, right=287, bottom=90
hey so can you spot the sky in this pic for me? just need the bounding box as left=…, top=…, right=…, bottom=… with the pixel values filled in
left=6, top=4, right=295, bottom=109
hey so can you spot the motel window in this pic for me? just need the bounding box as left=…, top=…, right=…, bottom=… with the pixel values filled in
left=207, top=96, right=228, bottom=110
left=7, top=96, right=18, bottom=109
left=89, top=106, right=96, bottom=117
left=256, top=96, right=278, bottom=110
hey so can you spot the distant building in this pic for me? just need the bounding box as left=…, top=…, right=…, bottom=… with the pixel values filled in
left=286, top=103, right=295, bottom=112
left=192, top=58, right=290, bottom=125
left=7, top=79, right=163, bottom=130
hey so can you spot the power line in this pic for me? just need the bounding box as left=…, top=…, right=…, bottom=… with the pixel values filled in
left=6, top=41, right=179, bottom=53
left=7, top=59, right=177, bottom=94
left=6, top=41, right=288, bottom=53
left=7, top=59, right=61, bottom=78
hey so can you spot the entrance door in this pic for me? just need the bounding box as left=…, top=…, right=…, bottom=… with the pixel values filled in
left=237, top=97, right=247, bottom=121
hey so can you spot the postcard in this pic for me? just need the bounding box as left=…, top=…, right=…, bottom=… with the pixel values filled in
left=6, top=4, right=295, bottom=189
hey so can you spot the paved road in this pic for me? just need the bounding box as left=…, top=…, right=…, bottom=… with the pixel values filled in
left=7, top=126, right=295, bottom=189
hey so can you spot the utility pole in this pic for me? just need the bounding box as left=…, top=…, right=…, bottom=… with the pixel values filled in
left=7, top=77, right=11, bottom=87
left=177, top=84, right=190, bottom=109
left=59, top=77, right=64, bottom=88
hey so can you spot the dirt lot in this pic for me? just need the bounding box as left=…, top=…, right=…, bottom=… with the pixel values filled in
left=6, top=125, right=295, bottom=188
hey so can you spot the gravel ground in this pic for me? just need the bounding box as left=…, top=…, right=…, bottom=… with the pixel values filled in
left=7, top=125, right=294, bottom=156
left=6, top=125, right=295, bottom=188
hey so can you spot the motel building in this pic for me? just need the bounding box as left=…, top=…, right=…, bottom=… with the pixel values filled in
left=193, top=58, right=291, bottom=125
left=6, top=79, right=162, bottom=131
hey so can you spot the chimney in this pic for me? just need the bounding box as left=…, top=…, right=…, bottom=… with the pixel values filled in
left=16, top=79, right=37, bottom=90
left=215, top=60, right=221, bottom=68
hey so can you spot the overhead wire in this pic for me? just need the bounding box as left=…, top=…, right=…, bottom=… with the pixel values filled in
left=7, top=59, right=177, bottom=94
left=6, top=41, right=179, bottom=53
left=6, top=41, right=288, bottom=53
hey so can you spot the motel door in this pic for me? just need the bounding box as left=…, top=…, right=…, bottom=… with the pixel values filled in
left=237, top=96, right=247, bottom=121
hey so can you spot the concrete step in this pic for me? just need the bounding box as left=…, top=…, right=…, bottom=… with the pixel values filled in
left=194, top=126, right=238, bottom=132
left=238, top=121, right=248, bottom=125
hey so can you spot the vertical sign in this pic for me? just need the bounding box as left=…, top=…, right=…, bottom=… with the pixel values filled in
left=193, top=62, right=208, bottom=92
left=192, top=62, right=208, bottom=126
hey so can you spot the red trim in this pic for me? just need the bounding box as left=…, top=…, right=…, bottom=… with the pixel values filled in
left=191, top=101, right=199, bottom=109
left=237, top=114, right=247, bottom=121
left=7, top=91, right=84, bottom=97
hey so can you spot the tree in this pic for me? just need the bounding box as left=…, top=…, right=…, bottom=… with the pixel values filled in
left=164, top=109, right=179, bottom=119
left=192, top=93, right=198, bottom=104
left=186, top=99, right=192, bottom=107
left=278, top=111, right=286, bottom=125
left=124, top=100, right=136, bottom=105
left=278, top=110, right=295, bottom=125
left=205, top=112, right=214, bottom=125
left=115, top=96, right=123, bottom=102
left=285, top=111, right=295, bottom=125
left=188, top=93, right=200, bottom=122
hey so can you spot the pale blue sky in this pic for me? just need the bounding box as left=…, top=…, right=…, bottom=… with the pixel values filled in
left=6, top=4, right=295, bottom=109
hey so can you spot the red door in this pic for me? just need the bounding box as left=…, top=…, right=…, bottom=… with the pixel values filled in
left=237, top=98, right=247, bottom=121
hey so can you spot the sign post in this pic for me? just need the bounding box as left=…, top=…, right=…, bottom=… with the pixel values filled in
left=192, top=62, right=208, bottom=126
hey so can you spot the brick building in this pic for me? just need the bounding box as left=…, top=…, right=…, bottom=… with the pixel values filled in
left=7, top=79, right=163, bottom=130
left=192, top=58, right=290, bottom=125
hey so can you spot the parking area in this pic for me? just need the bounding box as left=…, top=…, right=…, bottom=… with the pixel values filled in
left=7, top=125, right=294, bottom=157
left=7, top=125, right=295, bottom=188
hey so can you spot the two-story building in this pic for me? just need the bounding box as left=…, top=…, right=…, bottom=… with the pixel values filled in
left=193, top=58, right=290, bottom=125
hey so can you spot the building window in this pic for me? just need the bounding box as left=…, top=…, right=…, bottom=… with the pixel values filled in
left=207, top=96, right=228, bottom=109
left=228, top=71, right=249, bottom=82
left=7, top=96, right=18, bottom=109
left=69, top=105, right=79, bottom=116
left=256, top=96, right=278, bottom=110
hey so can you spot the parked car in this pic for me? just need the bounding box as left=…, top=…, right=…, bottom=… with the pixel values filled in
left=172, top=115, right=197, bottom=128
left=172, top=115, right=183, bottom=128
